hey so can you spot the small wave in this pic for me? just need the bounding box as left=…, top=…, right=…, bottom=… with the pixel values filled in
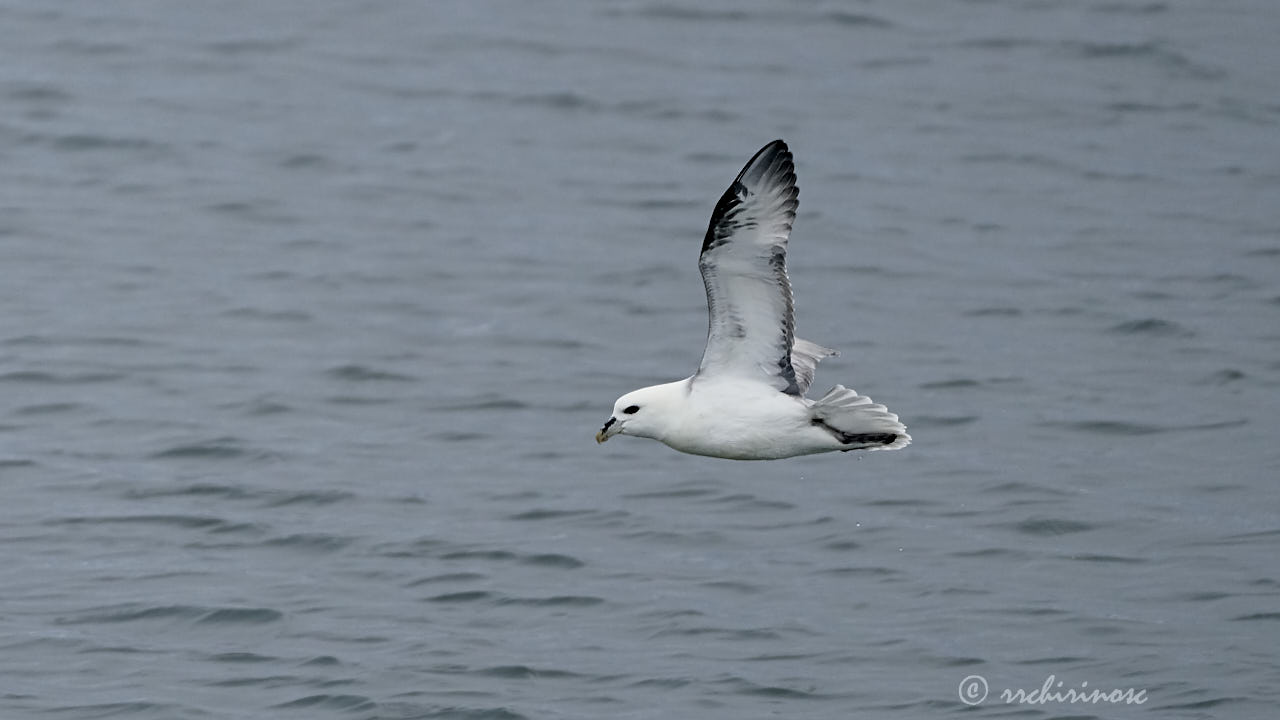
left=719, top=677, right=825, bottom=700
left=1176, top=591, right=1232, bottom=602
left=372, top=537, right=447, bottom=558
left=1092, top=2, right=1168, bottom=15
left=981, top=481, right=1071, bottom=496
left=123, top=483, right=254, bottom=501
left=959, top=151, right=1074, bottom=173
left=949, top=547, right=1036, bottom=560
left=61, top=604, right=281, bottom=627
left=426, top=590, right=496, bottom=603
left=46, top=514, right=241, bottom=532
left=271, top=694, right=375, bottom=711
left=300, top=655, right=341, bottom=667
left=396, top=545, right=585, bottom=570
left=394, top=707, right=528, bottom=720
left=1224, top=529, right=1280, bottom=542
left=1008, top=517, right=1096, bottom=536
left=633, top=5, right=750, bottom=22
left=497, top=595, right=604, bottom=607
left=405, top=573, right=487, bottom=587
left=1041, top=418, right=1247, bottom=436
left=49, top=38, right=133, bottom=56
left=204, top=200, right=298, bottom=225
left=325, top=395, right=396, bottom=406
left=704, top=493, right=796, bottom=511
left=959, top=37, right=1042, bottom=51
left=7, top=83, right=72, bottom=102
left=520, top=553, right=584, bottom=569
left=436, top=397, right=528, bottom=411
left=651, top=626, right=784, bottom=641
left=14, top=402, right=86, bottom=415
left=964, top=307, right=1022, bottom=317
left=440, top=549, right=518, bottom=562
left=1108, top=318, right=1193, bottom=336
left=58, top=604, right=206, bottom=624
left=0, top=370, right=124, bottom=384
left=629, top=677, right=692, bottom=689
left=1017, top=654, right=1093, bottom=665
left=243, top=399, right=293, bottom=415
left=221, top=307, right=313, bottom=323
left=1049, top=419, right=1169, bottom=435
left=44, top=702, right=188, bottom=717
left=863, top=498, right=942, bottom=508
left=196, top=607, right=283, bottom=624
left=506, top=508, right=594, bottom=521
left=205, top=37, right=299, bottom=56
left=278, top=152, right=333, bottom=170
left=207, top=675, right=302, bottom=688
left=326, top=364, right=416, bottom=382
left=1151, top=696, right=1249, bottom=711
left=49, top=133, right=166, bottom=153
left=617, top=197, right=702, bottom=211
left=1231, top=612, right=1280, bottom=622
left=263, top=533, right=356, bottom=553
left=207, top=652, right=277, bottom=663
left=2, top=334, right=151, bottom=347
left=815, top=566, right=902, bottom=578
left=925, top=654, right=985, bottom=668
left=919, top=378, right=982, bottom=389
left=511, top=90, right=600, bottom=111
left=150, top=437, right=253, bottom=460
left=434, top=431, right=487, bottom=442
left=1204, top=369, right=1245, bottom=385
left=1062, top=40, right=1224, bottom=79
left=825, top=11, right=892, bottom=28
left=622, top=486, right=716, bottom=500
left=263, top=490, right=355, bottom=508
left=976, top=606, right=1070, bottom=618
left=701, top=580, right=761, bottom=594
left=1060, top=553, right=1146, bottom=564
left=471, top=665, right=581, bottom=679
left=910, top=414, right=977, bottom=427
left=623, top=529, right=727, bottom=546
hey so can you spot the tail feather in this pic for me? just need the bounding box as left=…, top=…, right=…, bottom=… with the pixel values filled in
left=810, top=385, right=910, bottom=451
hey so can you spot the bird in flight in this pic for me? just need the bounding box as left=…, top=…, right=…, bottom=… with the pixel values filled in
left=595, top=140, right=910, bottom=460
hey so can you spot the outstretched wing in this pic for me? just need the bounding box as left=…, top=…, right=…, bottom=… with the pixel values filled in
left=696, top=140, right=804, bottom=393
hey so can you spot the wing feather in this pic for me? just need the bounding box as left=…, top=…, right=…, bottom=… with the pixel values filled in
left=791, top=337, right=837, bottom=395
left=696, top=140, right=806, bottom=393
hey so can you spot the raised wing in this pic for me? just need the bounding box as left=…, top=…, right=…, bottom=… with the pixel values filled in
left=790, top=337, right=837, bottom=395
left=696, top=140, right=804, bottom=393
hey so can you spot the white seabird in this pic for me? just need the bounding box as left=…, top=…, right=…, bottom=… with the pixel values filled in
left=595, top=140, right=910, bottom=460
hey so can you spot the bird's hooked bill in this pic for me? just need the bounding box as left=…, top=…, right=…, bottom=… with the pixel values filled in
left=595, top=416, right=617, bottom=443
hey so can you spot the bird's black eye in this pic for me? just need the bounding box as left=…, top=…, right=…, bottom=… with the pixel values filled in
left=623, top=405, right=640, bottom=415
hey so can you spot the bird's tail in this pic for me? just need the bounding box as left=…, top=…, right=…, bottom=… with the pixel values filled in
left=810, top=385, right=910, bottom=451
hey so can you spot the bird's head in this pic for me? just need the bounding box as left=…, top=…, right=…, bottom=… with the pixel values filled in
left=595, top=381, right=685, bottom=444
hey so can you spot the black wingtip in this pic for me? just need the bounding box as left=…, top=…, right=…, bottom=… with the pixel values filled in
left=735, top=140, right=791, bottom=184
left=701, top=140, right=798, bottom=255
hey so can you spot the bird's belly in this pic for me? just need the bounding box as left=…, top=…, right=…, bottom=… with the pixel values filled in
left=660, top=393, right=833, bottom=460
left=660, top=429, right=830, bottom=460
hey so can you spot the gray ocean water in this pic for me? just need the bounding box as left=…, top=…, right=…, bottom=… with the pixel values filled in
left=2, top=1, right=1278, bottom=718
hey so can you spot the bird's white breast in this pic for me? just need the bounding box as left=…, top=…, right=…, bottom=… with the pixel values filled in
left=656, top=379, right=834, bottom=460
